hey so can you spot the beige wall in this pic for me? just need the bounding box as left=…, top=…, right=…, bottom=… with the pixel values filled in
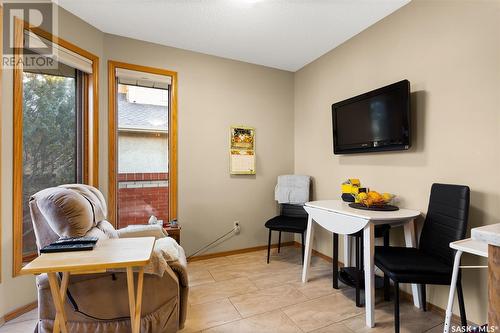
left=0, top=5, right=295, bottom=318
left=103, top=34, right=295, bottom=257
left=294, top=0, right=500, bottom=324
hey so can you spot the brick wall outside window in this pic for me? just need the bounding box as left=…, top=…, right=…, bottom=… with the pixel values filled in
left=118, top=172, right=168, bottom=182
left=117, top=172, right=169, bottom=228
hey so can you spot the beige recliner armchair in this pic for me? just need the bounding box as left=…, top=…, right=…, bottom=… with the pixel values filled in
left=29, top=184, right=188, bottom=333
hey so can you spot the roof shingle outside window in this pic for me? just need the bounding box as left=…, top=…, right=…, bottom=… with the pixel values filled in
left=118, top=93, right=168, bottom=133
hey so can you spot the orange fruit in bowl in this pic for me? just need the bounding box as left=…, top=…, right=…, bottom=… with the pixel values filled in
left=367, top=191, right=383, bottom=202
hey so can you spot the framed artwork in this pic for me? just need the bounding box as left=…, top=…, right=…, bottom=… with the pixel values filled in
left=230, top=126, right=255, bottom=175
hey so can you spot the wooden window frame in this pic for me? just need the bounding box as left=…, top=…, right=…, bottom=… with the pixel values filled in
left=12, top=18, right=100, bottom=276
left=0, top=4, right=3, bottom=283
left=107, top=60, right=178, bottom=227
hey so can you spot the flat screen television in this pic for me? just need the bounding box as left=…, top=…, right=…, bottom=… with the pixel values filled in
left=332, top=79, right=411, bottom=154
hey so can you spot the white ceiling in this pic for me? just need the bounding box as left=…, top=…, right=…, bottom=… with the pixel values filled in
left=57, top=0, right=410, bottom=72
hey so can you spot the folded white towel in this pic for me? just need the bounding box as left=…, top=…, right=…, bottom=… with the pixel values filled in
left=274, top=175, right=311, bottom=204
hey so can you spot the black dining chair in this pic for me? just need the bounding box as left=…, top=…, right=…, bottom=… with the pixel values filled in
left=265, top=204, right=308, bottom=264
left=374, top=183, right=470, bottom=333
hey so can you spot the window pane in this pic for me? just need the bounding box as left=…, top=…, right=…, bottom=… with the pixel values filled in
left=117, top=84, right=169, bottom=228
left=22, top=72, right=78, bottom=256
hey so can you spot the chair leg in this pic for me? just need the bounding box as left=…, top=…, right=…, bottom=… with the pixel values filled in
left=384, top=275, right=391, bottom=301
left=355, top=235, right=361, bottom=307
left=267, top=229, right=272, bottom=264
left=383, top=229, right=390, bottom=247
left=394, top=282, right=400, bottom=333
left=278, top=231, right=281, bottom=253
left=332, top=233, right=339, bottom=289
left=383, top=229, right=391, bottom=301
left=301, top=232, right=305, bottom=264
left=421, top=284, right=427, bottom=312
left=457, top=277, right=467, bottom=328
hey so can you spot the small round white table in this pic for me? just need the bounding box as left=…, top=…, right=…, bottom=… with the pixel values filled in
left=301, top=200, right=422, bottom=328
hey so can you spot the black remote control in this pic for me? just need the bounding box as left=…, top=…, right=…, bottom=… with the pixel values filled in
left=40, top=243, right=95, bottom=253
left=53, top=237, right=99, bottom=245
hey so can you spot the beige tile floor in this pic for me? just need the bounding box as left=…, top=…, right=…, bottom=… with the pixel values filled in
left=0, top=246, right=462, bottom=333
left=0, top=308, right=38, bottom=333
left=180, top=246, right=461, bottom=333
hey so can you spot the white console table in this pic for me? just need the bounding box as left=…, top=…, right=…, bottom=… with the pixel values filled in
left=443, top=238, right=488, bottom=333
left=301, top=200, right=421, bottom=328
left=443, top=223, right=500, bottom=333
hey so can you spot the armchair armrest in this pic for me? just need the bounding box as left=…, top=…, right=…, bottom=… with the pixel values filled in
left=117, top=224, right=168, bottom=239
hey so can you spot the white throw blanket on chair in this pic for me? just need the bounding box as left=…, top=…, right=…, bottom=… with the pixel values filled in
left=274, top=175, right=311, bottom=204
left=114, top=237, right=182, bottom=277
left=144, top=237, right=182, bottom=277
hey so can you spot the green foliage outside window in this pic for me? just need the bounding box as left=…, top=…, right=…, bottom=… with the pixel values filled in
left=22, top=72, right=78, bottom=256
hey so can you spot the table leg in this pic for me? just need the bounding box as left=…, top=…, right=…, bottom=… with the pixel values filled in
left=363, top=223, right=375, bottom=328
left=127, top=268, right=136, bottom=331
left=127, top=267, right=145, bottom=333
left=53, top=272, right=70, bottom=333
left=47, top=272, right=69, bottom=333
left=301, top=215, right=315, bottom=283
left=343, top=234, right=351, bottom=267
left=134, top=268, right=145, bottom=333
left=443, top=250, right=463, bottom=333
left=404, top=219, right=423, bottom=309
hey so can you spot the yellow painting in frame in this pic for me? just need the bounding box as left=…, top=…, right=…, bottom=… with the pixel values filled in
left=230, top=126, right=255, bottom=175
